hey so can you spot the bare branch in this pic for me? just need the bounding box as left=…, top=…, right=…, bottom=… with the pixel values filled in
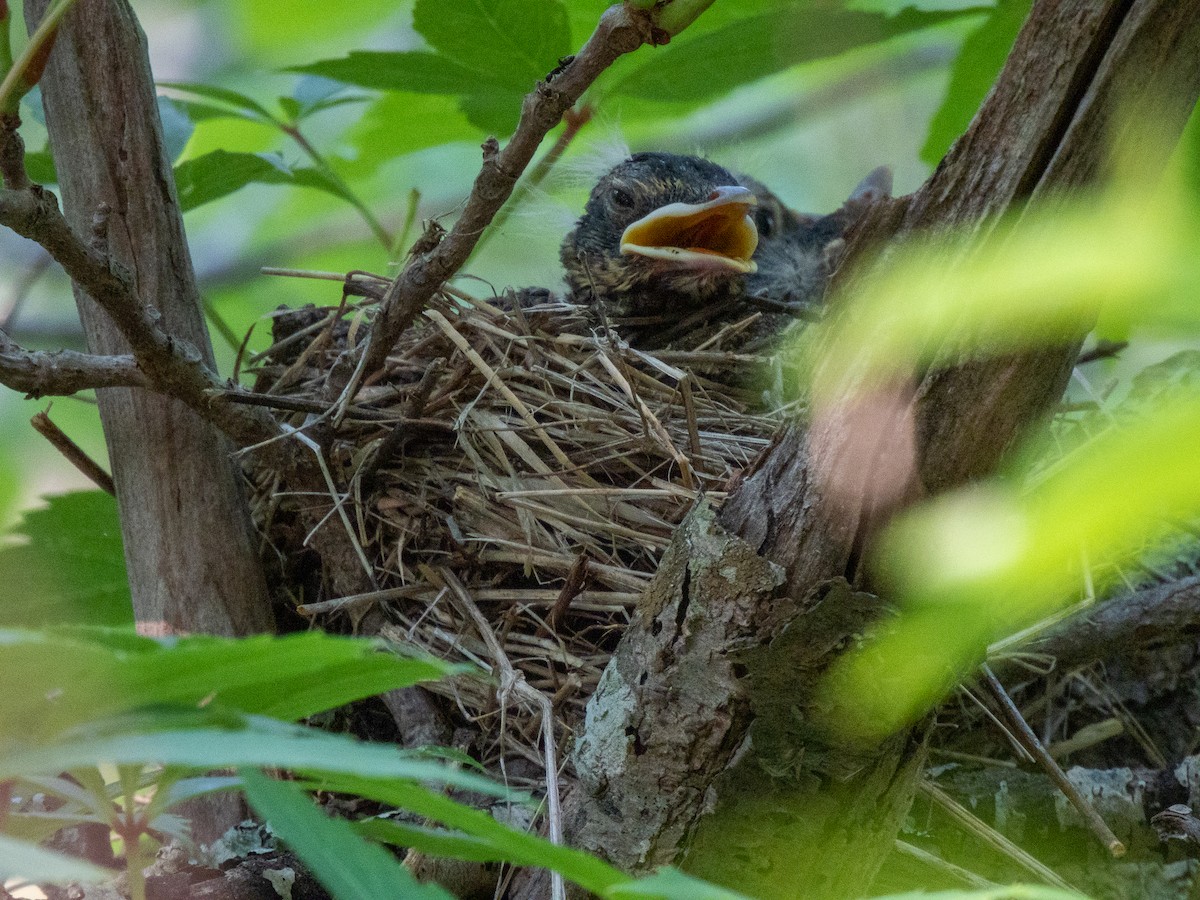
left=0, top=329, right=146, bottom=396
left=31, top=410, right=115, bottom=494
left=1015, top=574, right=1200, bottom=672
left=349, top=3, right=660, bottom=392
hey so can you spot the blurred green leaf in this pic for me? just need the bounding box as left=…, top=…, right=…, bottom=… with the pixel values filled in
left=325, top=773, right=625, bottom=894
left=809, top=178, right=1197, bottom=398
left=921, top=0, right=1031, bottom=164
left=0, top=629, right=456, bottom=743
left=160, top=80, right=277, bottom=123
left=158, top=96, right=195, bottom=162
left=343, top=92, right=479, bottom=176
left=23, top=148, right=54, bottom=182
left=608, top=868, right=754, bottom=899
left=0, top=833, right=112, bottom=884
left=0, top=492, right=131, bottom=629
left=1, top=712, right=513, bottom=799
left=241, top=770, right=454, bottom=900
left=609, top=6, right=982, bottom=102
left=872, top=889, right=1090, bottom=900
left=290, top=51, right=488, bottom=96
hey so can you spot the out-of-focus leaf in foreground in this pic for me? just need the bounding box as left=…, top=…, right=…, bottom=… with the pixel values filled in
left=871, top=887, right=1090, bottom=900
left=241, top=770, right=453, bottom=900
left=0, top=628, right=456, bottom=745
left=809, top=159, right=1200, bottom=738
left=0, top=492, right=131, bottom=629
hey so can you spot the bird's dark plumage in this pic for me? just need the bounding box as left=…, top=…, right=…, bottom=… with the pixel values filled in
left=561, top=151, right=891, bottom=352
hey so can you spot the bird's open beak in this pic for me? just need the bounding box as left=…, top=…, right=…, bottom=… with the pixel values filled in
left=620, top=185, right=759, bottom=274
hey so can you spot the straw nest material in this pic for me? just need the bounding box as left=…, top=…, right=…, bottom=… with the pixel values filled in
left=246, top=274, right=789, bottom=777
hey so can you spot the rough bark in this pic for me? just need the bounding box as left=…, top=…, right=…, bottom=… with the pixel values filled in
left=561, top=0, right=1200, bottom=896
left=26, top=0, right=272, bottom=639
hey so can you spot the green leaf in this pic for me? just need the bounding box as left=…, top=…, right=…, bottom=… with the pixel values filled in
left=412, top=0, right=571, bottom=92
left=921, top=0, right=1032, bottom=164
left=0, top=629, right=456, bottom=743
left=158, top=96, right=195, bottom=162
left=174, top=150, right=289, bottom=211
left=1, top=713, right=514, bottom=800
left=611, top=6, right=982, bottom=102
left=872, top=889, right=1090, bottom=900
left=24, top=149, right=55, bottom=183
left=609, top=867, right=754, bottom=899
left=241, top=770, right=453, bottom=900
left=0, top=492, right=131, bottom=629
left=343, top=93, right=480, bottom=176
left=291, top=51, right=497, bottom=96
left=173, top=150, right=353, bottom=212
left=303, top=773, right=625, bottom=895
left=158, top=81, right=277, bottom=123
left=0, top=833, right=112, bottom=884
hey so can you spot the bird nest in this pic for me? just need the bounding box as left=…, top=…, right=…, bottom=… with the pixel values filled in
left=246, top=276, right=786, bottom=777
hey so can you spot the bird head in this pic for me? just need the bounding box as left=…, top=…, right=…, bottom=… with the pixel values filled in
left=561, top=152, right=761, bottom=316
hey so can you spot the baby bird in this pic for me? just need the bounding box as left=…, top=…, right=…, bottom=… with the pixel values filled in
left=560, top=151, right=890, bottom=351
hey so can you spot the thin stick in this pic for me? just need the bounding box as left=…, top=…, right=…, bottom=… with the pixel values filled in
left=433, top=567, right=567, bottom=900
left=921, top=781, right=1075, bottom=890
left=339, top=4, right=663, bottom=408
left=31, top=409, right=114, bottom=495
left=980, top=664, right=1125, bottom=857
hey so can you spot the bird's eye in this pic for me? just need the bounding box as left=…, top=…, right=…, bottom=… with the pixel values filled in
left=756, top=206, right=776, bottom=237
left=611, top=188, right=635, bottom=210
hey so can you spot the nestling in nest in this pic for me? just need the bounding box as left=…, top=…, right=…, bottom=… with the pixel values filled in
left=245, top=153, right=888, bottom=781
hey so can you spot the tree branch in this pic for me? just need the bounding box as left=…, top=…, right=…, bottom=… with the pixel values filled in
left=347, top=3, right=662, bottom=394
left=0, top=329, right=146, bottom=395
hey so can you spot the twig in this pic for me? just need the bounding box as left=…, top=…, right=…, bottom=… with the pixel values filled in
left=340, top=4, right=662, bottom=407
left=892, top=839, right=994, bottom=889
left=31, top=408, right=115, bottom=494
left=433, top=566, right=567, bottom=900
left=470, top=102, right=594, bottom=263
left=979, top=664, right=1125, bottom=857
left=0, top=330, right=147, bottom=396
left=920, top=781, right=1075, bottom=890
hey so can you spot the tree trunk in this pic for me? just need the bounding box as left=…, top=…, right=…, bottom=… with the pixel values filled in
left=560, top=0, right=1200, bottom=896
left=27, top=0, right=272, bottom=640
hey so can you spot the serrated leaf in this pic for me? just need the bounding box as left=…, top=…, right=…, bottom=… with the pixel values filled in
left=241, top=771, right=453, bottom=900
left=413, top=0, right=570, bottom=92
left=0, top=833, right=112, bottom=884
left=611, top=6, right=982, bottom=102
left=0, top=492, right=131, bottom=628
left=921, top=0, right=1032, bottom=164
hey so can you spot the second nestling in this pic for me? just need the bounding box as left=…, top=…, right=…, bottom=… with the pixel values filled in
left=559, top=151, right=891, bottom=353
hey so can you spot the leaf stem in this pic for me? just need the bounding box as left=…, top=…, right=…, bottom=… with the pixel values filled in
left=281, top=123, right=393, bottom=250
left=0, top=0, right=77, bottom=113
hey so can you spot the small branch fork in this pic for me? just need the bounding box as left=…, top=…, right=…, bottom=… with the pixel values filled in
left=334, top=4, right=665, bottom=416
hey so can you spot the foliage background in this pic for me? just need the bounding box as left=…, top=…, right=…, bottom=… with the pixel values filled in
left=0, top=0, right=1011, bottom=524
